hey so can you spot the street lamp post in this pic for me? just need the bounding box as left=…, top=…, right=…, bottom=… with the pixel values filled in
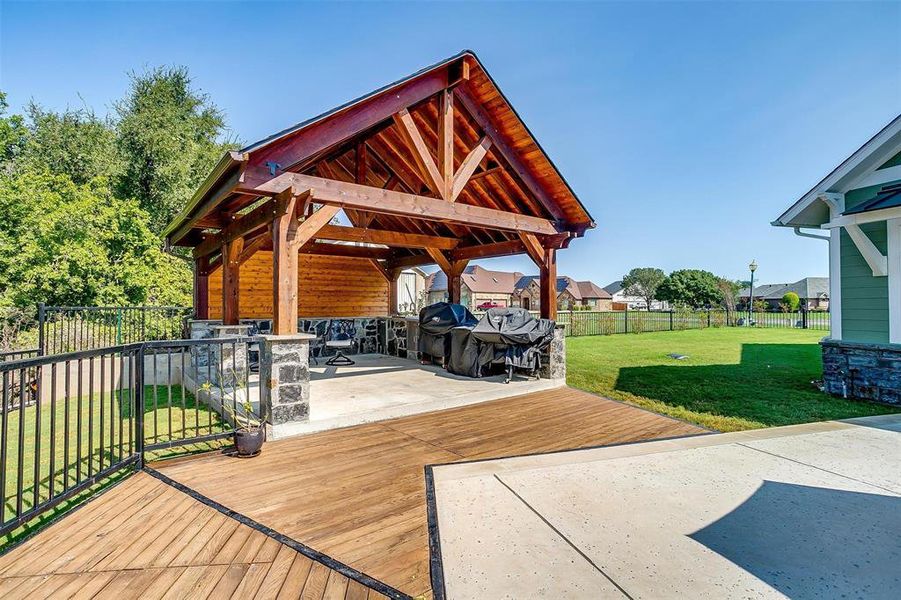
left=748, top=260, right=758, bottom=325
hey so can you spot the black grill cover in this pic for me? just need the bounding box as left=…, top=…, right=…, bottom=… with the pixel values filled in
left=418, top=302, right=477, bottom=359
left=470, top=308, right=555, bottom=346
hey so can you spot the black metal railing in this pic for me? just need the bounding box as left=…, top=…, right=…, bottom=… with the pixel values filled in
left=37, top=305, right=193, bottom=356
left=0, top=335, right=254, bottom=537
left=0, top=349, right=39, bottom=363
left=744, top=309, right=830, bottom=331
left=0, top=344, right=142, bottom=536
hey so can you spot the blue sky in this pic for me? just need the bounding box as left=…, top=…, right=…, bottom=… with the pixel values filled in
left=2, top=1, right=899, bottom=286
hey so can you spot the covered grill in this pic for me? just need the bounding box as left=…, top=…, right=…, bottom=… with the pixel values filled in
left=448, top=308, right=556, bottom=381
left=418, top=302, right=478, bottom=363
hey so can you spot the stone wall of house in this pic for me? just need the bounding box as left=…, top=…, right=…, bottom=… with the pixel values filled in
left=821, top=339, right=901, bottom=406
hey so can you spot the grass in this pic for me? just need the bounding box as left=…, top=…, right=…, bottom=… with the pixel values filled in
left=566, top=327, right=901, bottom=432
left=1, top=384, right=230, bottom=550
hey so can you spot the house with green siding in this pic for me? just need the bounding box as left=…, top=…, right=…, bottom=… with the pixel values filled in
left=773, top=114, right=901, bottom=405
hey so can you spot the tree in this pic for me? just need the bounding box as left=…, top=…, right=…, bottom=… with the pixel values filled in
left=21, top=102, right=119, bottom=185
left=622, top=267, right=665, bottom=310
left=656, top=269, right=721, bottom=309
left=716, top=278, right=741, bottom=324
left=0, top=92, right=28, bottom=171
left=782, top=291, right=800, bottom=312
left=0, top=171, right=191, bottom=308
left=116, top=66, right=235, bottom=233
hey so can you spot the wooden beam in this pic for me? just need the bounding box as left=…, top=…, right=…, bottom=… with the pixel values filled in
left=299, top=242, right=393, bottom=260
left=271, top=191, right=299, bottom=335
left=294, top=205, right=341, bottom=250
left=455, top=84, right=566, bottom=222
left=393, top=108, right=445, bottom=198
left=222, top=236, right=244, bottom=326
left=388, top=268, right=402, bottom=316
left=451, top=136, right=491, bottom=201
left=368, top=259, right=392, bottom=282
left=194, top=256, right=210, bottom=320
left=169, top=164, right=244, bottom=245
left=447, top=259, right=469, bottom=304
left=384, top=252, right=430, bottom=270
left=355, top=142, right=367, bottom=184
left=438, top=89, right=454, bottom=199
left=425, top=248, right=452, bottom=274
left=315, top=224, right=458, bottom=250
left=518, top=232, right=546, bottom=266
left=239, top=171, right=560, bottom=236
left=194, top=195, right=291, bottom=259
left=239, top=231, right=270, bottom=265
left=450, top=239, right=525, bottom=261
left=539, top=247, right=557, bottom=321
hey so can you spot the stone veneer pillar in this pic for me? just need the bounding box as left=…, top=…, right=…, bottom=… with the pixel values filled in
left=258, top=333, right=315, bottom=438
left=539, top=324, right=566, bottom=381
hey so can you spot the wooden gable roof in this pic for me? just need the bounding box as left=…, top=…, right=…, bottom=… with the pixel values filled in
left=164, top=50, right=594, bottom=270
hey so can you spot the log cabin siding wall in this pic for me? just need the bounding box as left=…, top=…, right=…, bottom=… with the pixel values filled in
left=208, top=251, right=388, bottom=318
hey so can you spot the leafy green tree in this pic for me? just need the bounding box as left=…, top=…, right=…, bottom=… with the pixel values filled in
left=116, top=66, right=235, bottom=233
left=0, top=171, right=191, bottom=308
left=782, top=291, right=800, bottom=312
left=657, top=269, right=721, bottom=309
left=716, top=278, right=741, bottom=324
left=0, top=92, right=28, bottom=170
left=622, top=267, right=665, bottom=310
left=21, top=103, right=119, bottom=185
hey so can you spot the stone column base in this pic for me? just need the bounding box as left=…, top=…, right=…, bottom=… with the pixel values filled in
left=821, top=338, right=901, bottom=406
left=259, top=333, right=315, bottom=438
left=540, top=324, right=566, bottom=381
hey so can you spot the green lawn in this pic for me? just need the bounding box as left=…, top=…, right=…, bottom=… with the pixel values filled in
left=567, top=327, right=901, bottom=432
left=1, top=384, right=229, bottom=549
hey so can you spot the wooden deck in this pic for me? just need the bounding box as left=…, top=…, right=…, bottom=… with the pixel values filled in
left=0, top=472, right=389, bottom=599
left=154, top=387, right=705, bottom=598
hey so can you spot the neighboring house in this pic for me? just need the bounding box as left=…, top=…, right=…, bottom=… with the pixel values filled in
left=772, top=114, right=901, bottom=404
left=515, top=276, right=612, bottom=311
left=738, top=278, right=829, bottom=310
left=602, top=281, right=670, bottom=310
left=427, top=266, right=611, bottom=311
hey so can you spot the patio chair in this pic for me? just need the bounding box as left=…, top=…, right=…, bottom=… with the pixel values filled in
left=325, top=319, right=357, bottom=366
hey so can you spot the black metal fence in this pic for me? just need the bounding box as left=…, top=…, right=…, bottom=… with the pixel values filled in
left=0, top=336, right=252, bottom=537
left=522, top=308, right=829, bottom=337
left=742, top=309, right=830, bottom=331
left=37, top=305, right=194, bottom=356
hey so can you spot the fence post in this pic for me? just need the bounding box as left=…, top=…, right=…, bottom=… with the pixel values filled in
left=37, top=303, right=46, bottom=356
left=669, top=310, right=674, bottom=331
left=140, top=308, right=146, bottom=341
left=802, top=307, right=808, bottom=329
left=134, top=346, right=144, bottom=469
left=116, top=308, right=123, bottom=345
left=707, top=309, right=711, bottom=328
left=624, top=306, right=629, bottom=334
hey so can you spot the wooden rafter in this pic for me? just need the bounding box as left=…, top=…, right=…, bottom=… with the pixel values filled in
left=393, top=108, right=445, bottom=198
left=518, top=232, right=546, bottom=266
left=451, top=136, right=491, bottom=201
left=194, top=195, right=293, bottom=259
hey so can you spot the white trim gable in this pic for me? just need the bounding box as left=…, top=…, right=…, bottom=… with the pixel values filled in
left=774, top=115, right=901, bottom=227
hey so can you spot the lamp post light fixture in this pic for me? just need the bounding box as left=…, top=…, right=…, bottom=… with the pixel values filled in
left=748, top=260, right=758, bottom=324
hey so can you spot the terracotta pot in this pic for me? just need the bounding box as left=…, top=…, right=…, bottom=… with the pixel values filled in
left=234, top=426, right=265, bottom=457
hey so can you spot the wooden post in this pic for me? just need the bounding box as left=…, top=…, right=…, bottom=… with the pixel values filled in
left=539, top=247, right=557, bottom=320
left=221, top=237, right=244, bottom=325
left=272, top=193, right=300, bottom=335
left=388, top=268, right=403, bottom=316
left=194, top=256, right=210, bottom=320
left=448, top=260, right=468, bottom=305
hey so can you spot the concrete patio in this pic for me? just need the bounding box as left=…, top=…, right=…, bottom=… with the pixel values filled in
left=432, top=414, right=901, bottom=599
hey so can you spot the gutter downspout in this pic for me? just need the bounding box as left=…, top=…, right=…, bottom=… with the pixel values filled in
left=793, top=226, right=830, bottom=242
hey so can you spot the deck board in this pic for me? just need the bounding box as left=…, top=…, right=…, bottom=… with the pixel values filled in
left=0, top=472, right=390, bottom=599
left=156, top=387, right=705, bottom=597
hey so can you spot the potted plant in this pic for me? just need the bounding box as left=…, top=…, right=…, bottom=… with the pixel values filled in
left=232, top=397, right=266, bottom=457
